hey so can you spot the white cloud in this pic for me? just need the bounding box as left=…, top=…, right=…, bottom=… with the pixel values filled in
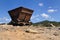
left=0, top=22, right=3, bottom=23
left=0, top=17, right=11, bottom=22
left=0, top=17, right=11, bottom=23
left=31, top=15, right=40, bottom=23
left=41, top=13, right=49, bottom=18
left=50, top=18, right=55, bottom=21
left=31, top=15, right=39, bottom=20
left=48, top=9, right=57, bottom=13
left=41, top=13, right=55, bottom=21
left=5, top=18, right=11, bottom=21
left=39, top=3, right=43, bottom=6
left=48, top=6, right=52, bottom=8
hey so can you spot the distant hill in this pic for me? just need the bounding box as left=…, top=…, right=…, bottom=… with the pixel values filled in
left=32, top=20, right=60, bottom=27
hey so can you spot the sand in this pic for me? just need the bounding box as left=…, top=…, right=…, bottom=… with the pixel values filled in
left=0, top=25, right=60, bottom=40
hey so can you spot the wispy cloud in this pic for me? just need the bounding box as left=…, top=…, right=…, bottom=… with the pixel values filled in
left=48, top=6, right=52, bottom=8
left=41, top=13, right=55, bottom=21
left=38, top=3, right=44, bottom=6
left=31, top=15, right=39, bottom=20
left=48, top=9, right=57, bottom=13
left=0, top=17, right=11, bottom=21
left=50, top=17, right=55, bottom=21
left=41, top=13, right=49, bottom=19
left=31, top=13, right=55, bottom=23
left=0, top=17, right=11, bottom=23
left=31, top=15, right=40, bottom=23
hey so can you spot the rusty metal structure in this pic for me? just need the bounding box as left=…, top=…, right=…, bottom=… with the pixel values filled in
left=8, top=7, right=34, bottom=25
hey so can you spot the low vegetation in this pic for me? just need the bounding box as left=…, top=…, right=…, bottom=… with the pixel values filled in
left=32, top=20, right=60, bottom=27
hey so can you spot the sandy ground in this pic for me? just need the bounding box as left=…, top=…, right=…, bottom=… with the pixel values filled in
left=0, top=25, right=60, bottom=40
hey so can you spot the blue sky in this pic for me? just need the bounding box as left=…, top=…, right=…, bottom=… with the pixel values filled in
left=0, top=0, right=60, bottom=23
